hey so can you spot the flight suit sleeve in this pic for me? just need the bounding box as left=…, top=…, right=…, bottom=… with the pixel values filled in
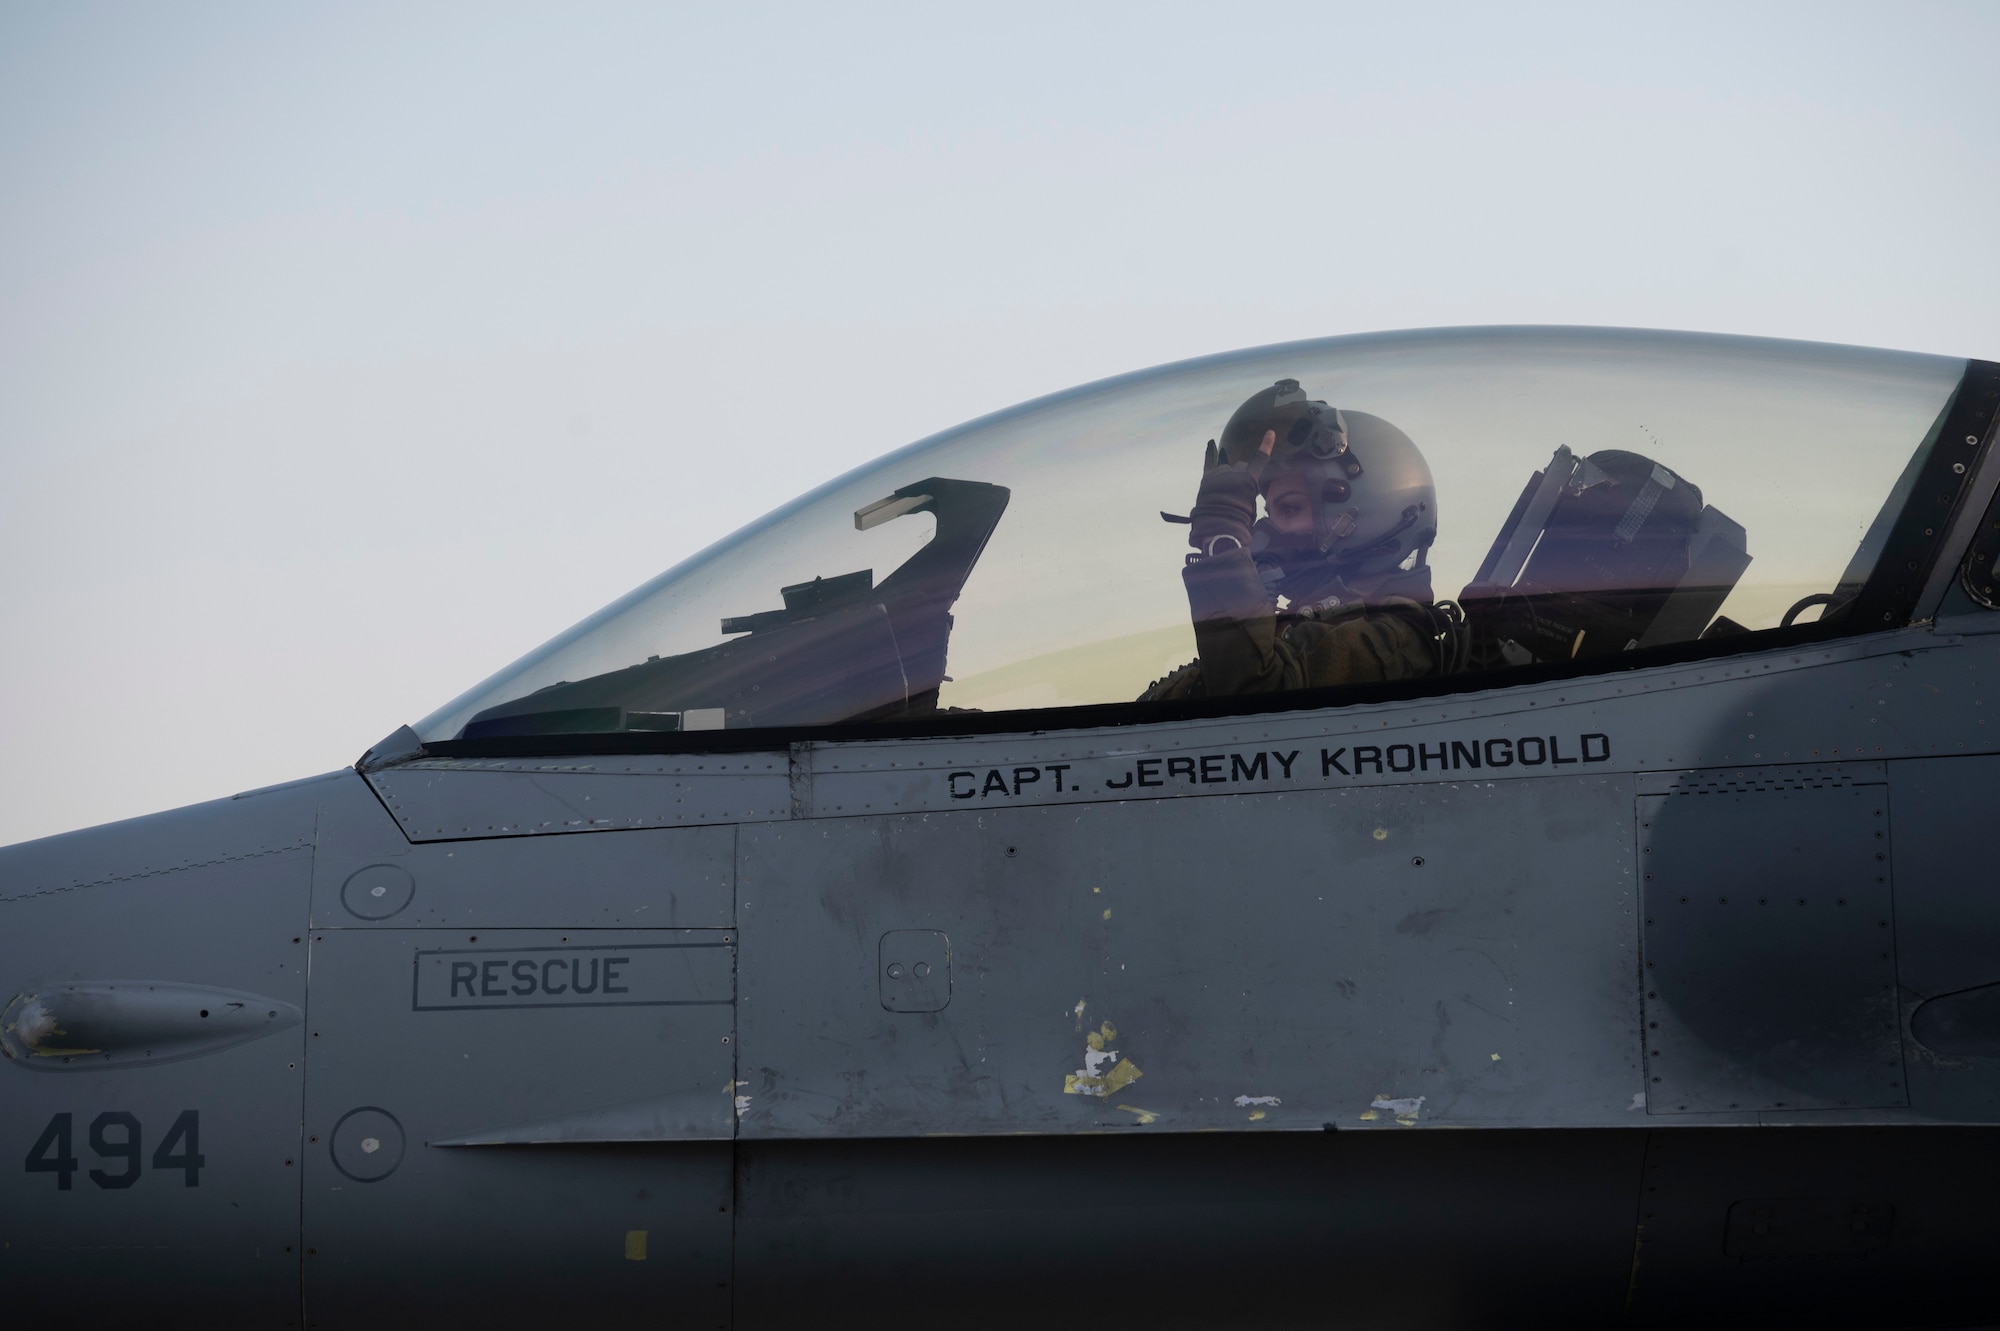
left=1181, top=550, right=1435, bottom=695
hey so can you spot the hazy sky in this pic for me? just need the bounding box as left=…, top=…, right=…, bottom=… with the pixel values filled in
left=2, top=2, right=1996, bottom=846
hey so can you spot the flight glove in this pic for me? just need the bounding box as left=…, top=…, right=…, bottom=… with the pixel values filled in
left=1188, top=436, right=1268, bottom=557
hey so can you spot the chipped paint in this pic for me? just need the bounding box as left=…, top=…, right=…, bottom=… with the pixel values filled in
left=1357, top=1109, right=1379, bottom=1121
left=1370, top=1094, right=1426, bottom=1125
left=734, top=1096, right=753, bottom=1116
left=1233, top=1095, right=1281, bottom=1108
left=0, top=994, right=92, bottom=1058
left=1065, top=1020, right=1141, bottom=1097
left=1490, top=1053, right=1501, bottom=1061
left=1102, top=909, right=1112, bottom=920
left=1248, top=1109, right=1267, bottom=1121
left=1628, top=1092, right=1646, bottom=1111
left=1116, top=1104, right=1158, bottom=1125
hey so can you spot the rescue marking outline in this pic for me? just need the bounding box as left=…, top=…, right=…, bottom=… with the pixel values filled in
left=410, top=942, right=733, bottom=1011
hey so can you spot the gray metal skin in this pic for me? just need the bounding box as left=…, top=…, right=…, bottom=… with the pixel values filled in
left=9, top=455, right=2000, bottom=1329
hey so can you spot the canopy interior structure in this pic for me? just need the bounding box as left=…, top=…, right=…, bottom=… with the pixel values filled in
left=413, top=327, right=1966, bottom=745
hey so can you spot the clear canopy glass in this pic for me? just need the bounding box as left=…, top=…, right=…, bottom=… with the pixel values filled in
left=414, top=327, right=1965, bottom=741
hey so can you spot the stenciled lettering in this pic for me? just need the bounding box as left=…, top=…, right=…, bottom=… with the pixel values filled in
left=415, top=945, right=724, bottom=1011
left=950, top=732, right=1613, bottom=799
left=25, top=1110, right=205, bottom=1192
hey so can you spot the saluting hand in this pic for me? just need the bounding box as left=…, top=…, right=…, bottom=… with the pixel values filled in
left=1188, top=429, right=1275, bottom=556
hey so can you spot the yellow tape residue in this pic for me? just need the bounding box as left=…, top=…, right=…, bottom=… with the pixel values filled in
left=1066, top=1020, right=1140, bottom=1097
left=624, top=1230, right=648, bottom=1261
left=1065, top=1059, right=1142, bottom=1097
left=1103, top=1058, right=1141, bottom=1095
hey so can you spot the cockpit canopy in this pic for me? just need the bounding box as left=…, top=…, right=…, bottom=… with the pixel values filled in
left=414, top=327, right=1966, bottom=744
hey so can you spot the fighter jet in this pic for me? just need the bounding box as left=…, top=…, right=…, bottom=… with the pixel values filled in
left=6, top=325, right=1999, bottom=1329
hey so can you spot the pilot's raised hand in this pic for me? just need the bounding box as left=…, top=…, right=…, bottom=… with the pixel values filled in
left=1188, top=429, right=1275, bottom=557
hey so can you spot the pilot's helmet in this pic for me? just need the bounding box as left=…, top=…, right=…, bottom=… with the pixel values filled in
left=1220, top=379, right=1437, bottom=578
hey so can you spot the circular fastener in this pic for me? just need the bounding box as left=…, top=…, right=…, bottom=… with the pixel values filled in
left=1969, top=435, right=1981, bottom=445
left=1411, top=856, right=1425, bottom=867
left=1954, top=462, right=1968, bottom=474
left=341, top=865, right=414, bottom=920
left=329, top=1107, right=405, bottom=1183
left=886, top=963, right=905, bottom=980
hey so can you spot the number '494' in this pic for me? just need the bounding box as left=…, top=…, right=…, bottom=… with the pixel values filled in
left=24, top=1110, right=203, bottom=1190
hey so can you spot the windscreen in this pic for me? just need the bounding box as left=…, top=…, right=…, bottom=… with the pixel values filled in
left=414, top=327, right=1965, bottom=741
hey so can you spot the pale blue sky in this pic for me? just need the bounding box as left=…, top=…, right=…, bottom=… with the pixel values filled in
left=2, top=2, right=1996, bottom=843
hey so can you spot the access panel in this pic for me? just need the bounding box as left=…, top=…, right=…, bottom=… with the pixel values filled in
left=302, top=928, right=735, bottom=1331
left=1639, top=764, right=1903, bottom=1113
left=737, top=773, right=1643, bottom=1138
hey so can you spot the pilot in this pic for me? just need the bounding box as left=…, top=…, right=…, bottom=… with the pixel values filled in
left=1143, top=379, right=1455, bottom=700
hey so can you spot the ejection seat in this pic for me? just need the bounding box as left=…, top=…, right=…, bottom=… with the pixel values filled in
left=1457, top=447, right=1751, bottom=669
